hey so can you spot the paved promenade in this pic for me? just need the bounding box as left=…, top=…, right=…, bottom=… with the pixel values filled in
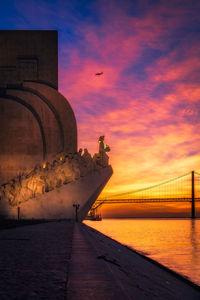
left=0, top=221, right=200, bottom=299
left=67, top=223, right=200, bottom=300
left=0, top=221, right=74, bottom=300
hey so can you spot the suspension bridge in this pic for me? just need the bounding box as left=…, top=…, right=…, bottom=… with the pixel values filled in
left=88, top=171, right=200, bottom=219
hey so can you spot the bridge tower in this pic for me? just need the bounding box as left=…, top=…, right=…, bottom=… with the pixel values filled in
left=191, top=171, right=195, bottom=219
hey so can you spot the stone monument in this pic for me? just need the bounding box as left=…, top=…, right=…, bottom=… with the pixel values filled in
left=0, top=30, right=113, bottom=221
left=0, top=30, right=77, bottom=184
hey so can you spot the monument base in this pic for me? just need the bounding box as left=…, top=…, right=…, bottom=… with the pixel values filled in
left=0, top=166, right=113, bottom=221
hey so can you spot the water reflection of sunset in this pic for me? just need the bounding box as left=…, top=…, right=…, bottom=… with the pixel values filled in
left=98, top=203, right=200, bottom=218
left=84, top=219, right=200, bottom=285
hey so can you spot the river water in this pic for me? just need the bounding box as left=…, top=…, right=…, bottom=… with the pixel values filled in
left=84, top=218, right=200, bottom=286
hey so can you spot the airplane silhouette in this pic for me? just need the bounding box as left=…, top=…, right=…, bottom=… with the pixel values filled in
left=95, top=72, right=104, bottom=76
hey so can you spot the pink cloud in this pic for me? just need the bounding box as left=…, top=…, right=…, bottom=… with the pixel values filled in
left=15, top=0, right=200, bottom=210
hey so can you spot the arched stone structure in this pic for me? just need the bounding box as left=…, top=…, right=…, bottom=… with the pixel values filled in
left=0, top=95, right=44, bottom=183
left=0, top=31, right=78, bottom=185
left=24, top=81, right=77, bottom=153
left=6, top=87, right=63, bottom=157
left=0, top=82, right=77, bottom=185
left=0, top=30, right=113, bottom=221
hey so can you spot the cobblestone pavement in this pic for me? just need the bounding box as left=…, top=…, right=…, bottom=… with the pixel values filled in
left=0, top=220, right=74, bottom=300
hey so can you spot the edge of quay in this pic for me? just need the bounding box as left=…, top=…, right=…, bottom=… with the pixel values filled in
left=67, top=222, right=200, bottom=299
left=81, top=223, right=200, bottom=292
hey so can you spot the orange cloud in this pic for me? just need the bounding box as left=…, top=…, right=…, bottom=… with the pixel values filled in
left=15, top=0, right=200, bottom=217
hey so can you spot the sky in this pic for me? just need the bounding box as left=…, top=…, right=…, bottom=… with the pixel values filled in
left=1, top=0, right=200, bottom=217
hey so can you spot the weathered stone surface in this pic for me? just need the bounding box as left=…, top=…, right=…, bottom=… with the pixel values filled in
left=0, top=135, right=112, bottom=213
left=23, top=81, right=77, bottom=153
left=0, top=98, right=44, bottom=183
left=0, top=221, right=74, bottom=300
left=0, top=165, right=113, bottom=221
left=67, top=223, right=200, bottom=300
left=0, top=31, right=113, bottom=221
left=0, top=30, right=58, bottom=88
left=6, top=88, right=62, bottom=158
left=0, top=30, right=78, bottom=184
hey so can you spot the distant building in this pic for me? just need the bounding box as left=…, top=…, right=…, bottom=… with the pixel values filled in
left=0, top=30, right=77, bottom=184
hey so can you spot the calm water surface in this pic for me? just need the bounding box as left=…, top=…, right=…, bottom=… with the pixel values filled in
left=84, top=219, right=200, bottom=286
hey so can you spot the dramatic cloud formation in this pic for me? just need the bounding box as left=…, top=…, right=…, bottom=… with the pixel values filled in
left=1, top=0, right=200, bottom=216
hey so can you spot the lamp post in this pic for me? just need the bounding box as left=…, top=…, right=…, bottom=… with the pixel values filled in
left=73, top=204, right=80, bottom=222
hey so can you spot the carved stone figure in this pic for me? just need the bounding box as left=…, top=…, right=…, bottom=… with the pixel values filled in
left=98, top=136, right=105, bottom=153
left=0, top=185, right=4, bottom=201
left=61, top=157, right=76, bottom=183
left=75, top=151, right=87, bottom=177
left=18, top=175, right=34, bottom=202
left=82, top=148, right=94, bottom=172
left=0, top=136, right=111, bottom=207
left=11, top=178, right=22, bottom=205
left=97, top=136, right=110, bottom=167
left=27, top=165, right=45, bottom=196
left=43, top=162, right=57, bottom=192
left=93, top=153, right=102, bottom=170
left=78, top=148, right=83, bottom=156
left=53, top=160, right=66, bottom=187
left=70, top=155, right=81, bottom=180
left=4, top=182, right=15, bottom=206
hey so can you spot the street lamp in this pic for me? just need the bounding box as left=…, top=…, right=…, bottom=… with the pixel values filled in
left=73, top=204, right=80, bottom=222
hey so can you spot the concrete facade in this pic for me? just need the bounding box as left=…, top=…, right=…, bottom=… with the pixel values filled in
left=0, top=97, right=44, bottom=183
left=6, top=87, right=63, bottom=156
left=0, top=31, right=77, bottom=184
left=23, top=81, right=77, bottom=153
left=1, top=166, right=113, bottom=221
left=0, top=30, right=58, bottom=88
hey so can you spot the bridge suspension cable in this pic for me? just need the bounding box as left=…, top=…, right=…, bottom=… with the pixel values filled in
left=98, top=172, right=192, bottom=200
left=90, top=171, right=200, bottom=218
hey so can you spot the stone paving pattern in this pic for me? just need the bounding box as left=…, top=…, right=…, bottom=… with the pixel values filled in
left=0, top=221, right=73, bottom=300
left=0, top=221, right=200, bottom=299
left=67, top=223, right=200, bottom=300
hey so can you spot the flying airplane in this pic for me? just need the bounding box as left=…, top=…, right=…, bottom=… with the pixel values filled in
left=95, top=72, right=104, bottom=76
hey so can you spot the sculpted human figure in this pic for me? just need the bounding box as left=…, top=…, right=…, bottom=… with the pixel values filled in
left=10, top=178, right=22, bottom=206
left=18, top=174, right=34, bottom=203
left=43, top=162, right=57, bottom=192
left=78, top=148, right=83, bottom=156
left=93, top=153, right=102, bottom=170
left=0, top=136, right=111, bottom=206
left=99, top=136, right=110, bottom=153
left=55, top=154, right=64, bottom=166
left=76, top=151, right=87, bottom=177
left=82, top=148, right=93, bottom=173
left=62, top=156, right=76, bottom=183
left=52, top=159, right=66, bottom=187
left=70, top=153, right=81, bottom=179
left=27, top=165, right=45, bottom=197
left=0, top=185, right=4, bottom=201
left=0, top=185, right=6, bottom=203
left=4, top=182, right=15, bottom=206
left=96, top=136, right=111, bottom=167
left=98, top=136, right=105, bottom=153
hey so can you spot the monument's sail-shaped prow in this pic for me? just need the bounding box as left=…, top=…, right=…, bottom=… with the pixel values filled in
left=0, top=30, right=112, bottom=220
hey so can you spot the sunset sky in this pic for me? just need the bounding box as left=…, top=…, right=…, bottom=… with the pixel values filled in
left=1, top=0, right=200, bottom=216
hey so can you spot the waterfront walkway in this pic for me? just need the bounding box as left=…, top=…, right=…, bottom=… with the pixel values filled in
left=0, top=221, right=200, bottom=299
left=0, top=221, right=73, bottom=300
left=68, top=223, right=200, bottom=300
